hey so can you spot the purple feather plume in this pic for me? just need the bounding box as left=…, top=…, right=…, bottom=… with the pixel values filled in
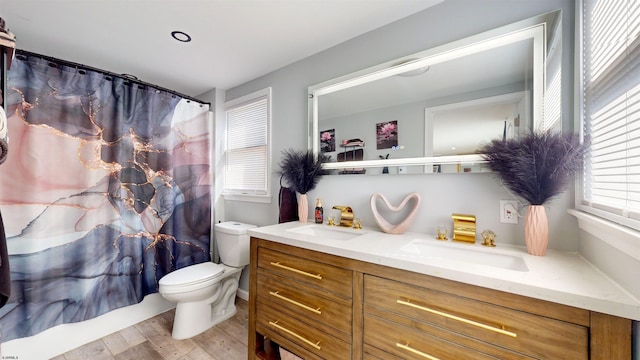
left=278, top=149, right=329, bottom=194
left=479, top=131, right=588, bottom=205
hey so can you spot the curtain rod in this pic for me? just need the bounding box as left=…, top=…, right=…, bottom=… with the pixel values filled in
left=15, top=49, right=210, bottom=106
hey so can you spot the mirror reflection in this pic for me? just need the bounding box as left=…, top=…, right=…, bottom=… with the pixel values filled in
left=309, top=10, right=561, bottom=175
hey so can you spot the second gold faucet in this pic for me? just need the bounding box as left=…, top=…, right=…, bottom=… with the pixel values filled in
left=332, top=206, right=354, bottom=227
left=451, top=213, right=476, bottom=243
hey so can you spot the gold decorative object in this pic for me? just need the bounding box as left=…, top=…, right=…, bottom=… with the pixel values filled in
left=326, top=216, right=335, bottom=226
left=353, top=218, right=362, bottom=230
left=481, top=229, right=497, bottom=247
left=451, top=213, right=476, bottom=243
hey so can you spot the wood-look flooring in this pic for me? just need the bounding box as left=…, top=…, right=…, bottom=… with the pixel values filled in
left=51, top=298, right=248, bottom=360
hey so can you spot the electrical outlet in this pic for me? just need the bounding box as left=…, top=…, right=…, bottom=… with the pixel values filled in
left=500, top=200, right=519, bottom=224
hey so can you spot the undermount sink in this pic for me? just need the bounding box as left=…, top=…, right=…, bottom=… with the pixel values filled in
left=395, top=239, right=529, bottom=272
left=287, top=224, right=365, bottom=241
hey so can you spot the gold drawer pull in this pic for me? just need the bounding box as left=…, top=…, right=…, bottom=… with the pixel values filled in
left=270, top=261, right=323, bottom=279
left=397, top=299, right=517, bottom=338
left=396, top=342, right=440, bottom=360
left=269, top=320, right=321, bottom=350
left=269, top=291, right=322, bottom=314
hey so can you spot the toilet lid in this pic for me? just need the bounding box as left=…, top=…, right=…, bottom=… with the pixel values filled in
left=159, top=262, right=224, bottom=287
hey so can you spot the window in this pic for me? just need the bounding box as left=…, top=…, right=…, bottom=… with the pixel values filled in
left=580, top=0, right=640, bottom=229
left=223, top=87, right=271, bottom=202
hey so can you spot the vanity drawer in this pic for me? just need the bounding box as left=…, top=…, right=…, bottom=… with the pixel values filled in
left=364, top=275, right=588, bottom=359
left=365, top=314, right=513, bottom=360
left=258, top=247, right=352, bottom=299
left=256, top=299, right=351, bottom=359
left=257, top=269, right=352, bottom=335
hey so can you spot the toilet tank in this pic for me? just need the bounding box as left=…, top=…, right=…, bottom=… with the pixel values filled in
left=214, top=221, right=256, bottom=267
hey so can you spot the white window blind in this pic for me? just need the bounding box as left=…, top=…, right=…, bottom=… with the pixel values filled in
left=581, top=0, right=640, bottom=228
left=224, top=88, right=270, bottom=196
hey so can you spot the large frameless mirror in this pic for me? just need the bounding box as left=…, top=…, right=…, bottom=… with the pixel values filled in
left=309, top=10, right=561, bottom=175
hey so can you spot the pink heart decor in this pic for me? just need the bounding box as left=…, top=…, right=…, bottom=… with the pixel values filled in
left=370, top=192, right=421, bottom=234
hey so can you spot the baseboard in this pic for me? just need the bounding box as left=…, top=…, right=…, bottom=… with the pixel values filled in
left=236, top=288, right=249, bottom=301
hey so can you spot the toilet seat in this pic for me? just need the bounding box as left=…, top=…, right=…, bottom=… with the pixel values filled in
left=159, top=262, right=224, bottom=289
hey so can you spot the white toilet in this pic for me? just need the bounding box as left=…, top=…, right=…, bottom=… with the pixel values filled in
left=159, top=221, right=256, bottom=340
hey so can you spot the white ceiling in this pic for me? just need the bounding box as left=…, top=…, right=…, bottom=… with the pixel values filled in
left=0, top=0, right=444, bottom=97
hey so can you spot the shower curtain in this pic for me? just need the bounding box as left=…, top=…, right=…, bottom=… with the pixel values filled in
left=0, top=52, right=212, bottom=341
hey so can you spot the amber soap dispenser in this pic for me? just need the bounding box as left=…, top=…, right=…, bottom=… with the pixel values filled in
left=315, top=198, right=324, bottom=224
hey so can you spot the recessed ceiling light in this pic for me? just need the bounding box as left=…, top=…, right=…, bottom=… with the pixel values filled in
left=171, top=31, right=191, bottom=43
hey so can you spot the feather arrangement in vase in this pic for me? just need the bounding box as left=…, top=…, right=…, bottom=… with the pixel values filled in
left=479, top=131, right=588, bottom=255
left=278, top=149, right=328, bottom=223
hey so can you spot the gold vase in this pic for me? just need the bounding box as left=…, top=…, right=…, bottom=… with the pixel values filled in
left=525, top=205, right=548, bottom=256
left=298, top=193, right=308, bottom=223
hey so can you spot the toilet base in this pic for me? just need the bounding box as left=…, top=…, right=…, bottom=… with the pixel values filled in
left=170, top=267, right=243, bottom=340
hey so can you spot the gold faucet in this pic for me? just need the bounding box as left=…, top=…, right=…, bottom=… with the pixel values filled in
left=332, top=206, right=354, bottom=227
left=451, top=213, right=476, bottom=243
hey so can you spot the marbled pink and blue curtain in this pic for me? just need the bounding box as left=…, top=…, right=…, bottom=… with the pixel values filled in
left=0, top=52, right=212, bottom=341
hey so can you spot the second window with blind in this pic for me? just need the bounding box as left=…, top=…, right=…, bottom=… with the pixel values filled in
left=223, top=87, right=272, bottom=202
left=580, top=0, right=640, bottom=229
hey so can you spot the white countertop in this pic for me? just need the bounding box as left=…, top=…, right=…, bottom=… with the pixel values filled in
left=248, top=221, right=640, bottom=321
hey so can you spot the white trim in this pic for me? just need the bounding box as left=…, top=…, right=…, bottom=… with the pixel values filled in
left=225, top=87, right=271, bottom=109
left=321, top=154, right=485, bottom=170
left=223, top=193, right=272, bottom=204
left=568, top=209, right=640, bottom=261
left=214, top=89, right=227, bottom=225
left=236, top=289, right=249, bottom=302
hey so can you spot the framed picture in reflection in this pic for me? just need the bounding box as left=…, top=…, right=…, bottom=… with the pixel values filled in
left=320, top=129, right=335, bottom=153
left=376, top=120, right=398, bottom=150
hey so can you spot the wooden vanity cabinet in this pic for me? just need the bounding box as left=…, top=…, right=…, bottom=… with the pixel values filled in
left=250, top=241, right=357, bottom=359
left=248, top=237, right=632, bottom=360
left=364, top=275, right=587, bottom=359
